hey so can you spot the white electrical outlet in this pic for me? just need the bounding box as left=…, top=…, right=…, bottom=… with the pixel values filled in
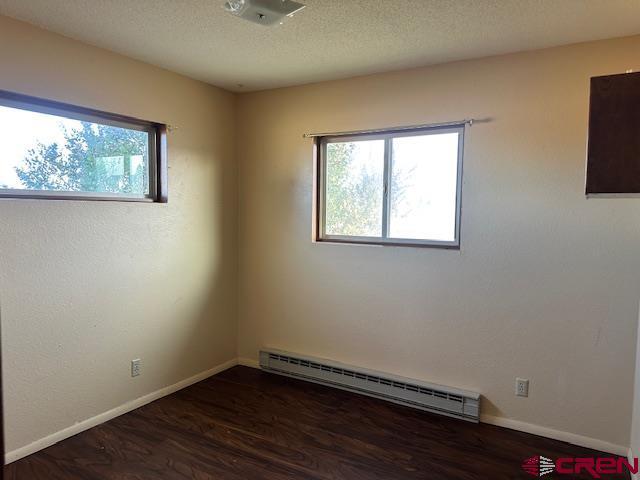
left=516, top=378, right=529, bottom=397
left=131, top=359, right=141, bottom=377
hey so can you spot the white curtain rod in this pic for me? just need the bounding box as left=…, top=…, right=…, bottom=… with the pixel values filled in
left=302, top=118, right=475, bottom=138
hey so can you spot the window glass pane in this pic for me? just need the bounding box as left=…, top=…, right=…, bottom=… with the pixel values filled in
left=0, top=105, right=150, bottom=196
left=389, top=132, right=459, bottom=241
left=325, top=140, right=384, bottom=237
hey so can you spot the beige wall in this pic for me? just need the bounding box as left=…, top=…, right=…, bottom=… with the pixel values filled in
left=1, top=11, right=639, bottom=458
left=237, top=35, right=640, bottom=449
left=0, top=16, right=237, bottom=453
left=631, top=302, right=640, bottom=471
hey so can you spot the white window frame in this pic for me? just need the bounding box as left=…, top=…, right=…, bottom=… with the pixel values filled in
left=315, top=124, right=465, bottom=248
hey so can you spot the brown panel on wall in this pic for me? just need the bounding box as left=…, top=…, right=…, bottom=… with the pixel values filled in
left=586, top=71, right=640, bottom=194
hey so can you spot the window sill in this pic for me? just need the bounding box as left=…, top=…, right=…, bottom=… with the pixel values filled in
left=0, top=190, right=157, bottom=203
left=314, top=237, right=460, bottom=250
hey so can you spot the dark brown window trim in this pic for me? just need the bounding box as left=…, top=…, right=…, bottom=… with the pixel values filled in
left=312, top=125, right=465, bottom=249
left=0, top=89, right=168, bottom=203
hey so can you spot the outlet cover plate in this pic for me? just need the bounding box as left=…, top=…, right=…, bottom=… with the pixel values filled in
left=516, top=378, right=529, bottom=397
left=131, top=359, right=141, bottom=377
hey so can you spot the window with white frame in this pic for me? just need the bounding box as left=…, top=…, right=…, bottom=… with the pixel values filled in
left=315, top=125, right=464, bottom=247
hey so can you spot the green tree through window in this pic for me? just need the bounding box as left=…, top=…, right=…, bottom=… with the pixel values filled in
left=15, top=122, right=149, bottom=194
left=325, top=141, right=413, bottom=237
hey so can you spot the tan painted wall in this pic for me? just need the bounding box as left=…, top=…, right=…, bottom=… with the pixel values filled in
left=0, top=15, right=237, bottom=453
left=237, top=35, right=640, bottom=449
left=631, top=302, right=640, bottom=469
left=1, top=11, right=639, bottom=456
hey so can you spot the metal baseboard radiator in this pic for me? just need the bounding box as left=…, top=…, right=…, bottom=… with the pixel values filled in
left=259, top=349, right=480, bottom=422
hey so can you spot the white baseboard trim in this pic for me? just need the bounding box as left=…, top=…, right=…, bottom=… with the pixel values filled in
left=237, top=357, right=260, bottom=368
left=481, top=414, right=628, bottom=456
left=239, top=357, right=627, bottom=456
left=5, top=357, right=238, bottom=465
left=239, top=357, right=628, bottom=456
left=7, top=357, right=629, bottom=464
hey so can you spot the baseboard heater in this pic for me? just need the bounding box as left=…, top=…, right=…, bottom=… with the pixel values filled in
left=259, top=349, right=480, bottom=422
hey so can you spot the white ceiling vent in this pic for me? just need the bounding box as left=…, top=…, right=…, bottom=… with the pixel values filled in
left=223, top=0, right=306, bottom=26
left=259, top=349, right=480, bottom=422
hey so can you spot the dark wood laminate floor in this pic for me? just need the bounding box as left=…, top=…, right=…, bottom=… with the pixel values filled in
left=5, top=366, right=628, bottom=479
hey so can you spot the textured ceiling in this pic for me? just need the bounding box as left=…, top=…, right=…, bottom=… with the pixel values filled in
left=1, top=0, right=639, bottom=92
